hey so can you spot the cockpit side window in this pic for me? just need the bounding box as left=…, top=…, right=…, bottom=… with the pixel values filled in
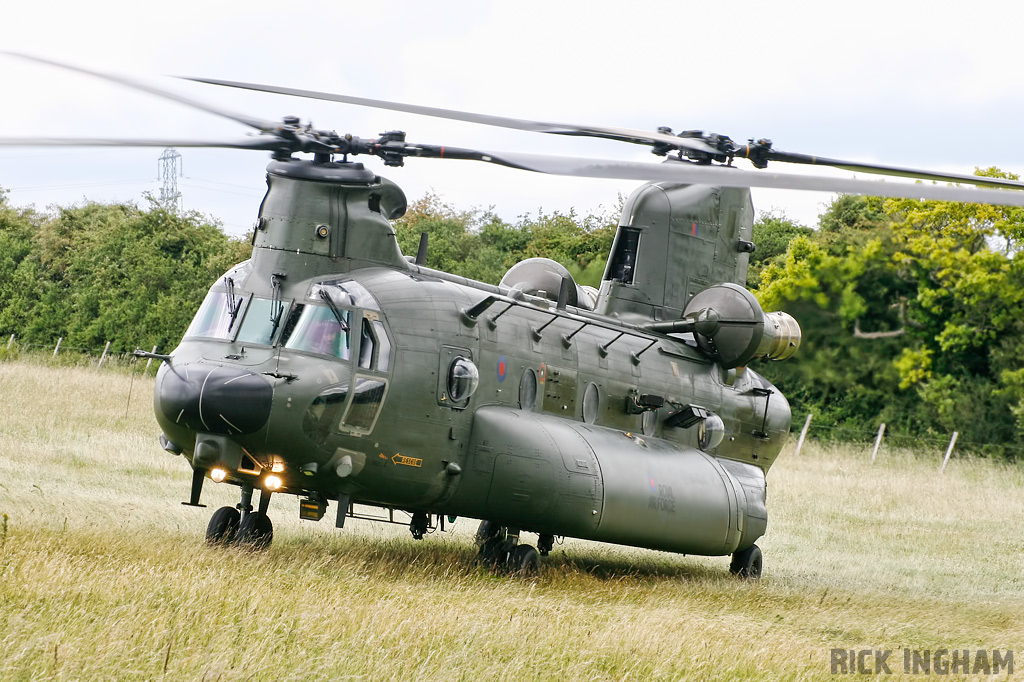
left=284, top=305, right=351, bottom=359
left=358, top=318, right=374, bottom=369
left=371, top=320, right=391, bottom=371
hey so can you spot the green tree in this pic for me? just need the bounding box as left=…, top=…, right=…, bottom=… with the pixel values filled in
left=0, top=195, right=251, bottom=353
left=747, top=211, right=812, bottom=288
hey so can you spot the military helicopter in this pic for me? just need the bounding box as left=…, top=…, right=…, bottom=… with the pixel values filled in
left=6, top=53, right=1024, bottom=579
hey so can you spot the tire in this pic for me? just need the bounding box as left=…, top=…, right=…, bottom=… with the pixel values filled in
left=475, top=520, right=503, bottom=547
left=478, top=537, right=507, bottom=568
left=237, top=511, right=274, bottom=549
left=508, top=544, right=541, bottom=576
left=206, top=506, right=240, bottom=545
left=729, top=544, right=762, bottom=579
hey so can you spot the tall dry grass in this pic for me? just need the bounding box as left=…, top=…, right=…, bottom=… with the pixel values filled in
left=0, top=360, right=1021, bottom=681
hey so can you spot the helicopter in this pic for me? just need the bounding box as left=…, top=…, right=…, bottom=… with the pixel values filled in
left=6, top=53, right=1024, bottom=579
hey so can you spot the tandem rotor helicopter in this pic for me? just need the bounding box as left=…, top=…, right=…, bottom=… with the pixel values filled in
left=6, top=53, right=1024, bottom=579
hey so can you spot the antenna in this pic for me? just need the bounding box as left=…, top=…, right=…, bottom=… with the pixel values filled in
left=157, top=147, right=182, bottom=212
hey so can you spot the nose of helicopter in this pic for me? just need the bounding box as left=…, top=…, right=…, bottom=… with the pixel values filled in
left=157, top=362, right=273, bottom=436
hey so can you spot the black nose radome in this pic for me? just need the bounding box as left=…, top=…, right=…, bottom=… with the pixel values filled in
left=158, top=363, right=273, bottom=436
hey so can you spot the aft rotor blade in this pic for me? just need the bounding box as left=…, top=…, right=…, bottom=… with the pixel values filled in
left=471, top=151, right=1024, bottom=207
left=2, top=52, right=281, bottom=133
left=752, top=148, right=1024, bottom=190
left=0, top=136, right=283, bottom=151
left=181, top=76, right=721, bottom=156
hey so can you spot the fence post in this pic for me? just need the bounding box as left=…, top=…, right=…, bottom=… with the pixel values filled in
left=144, top=345, right=158, bottom=371
left=794, top=413, right=813, bottom=456
left=52, top=337, right=63, bottom=358
left=940, top=431, right=959, bottom=473
left=97, top=341, right=112, bottom=369
left=6, top=334, right=13, bottom=350
left=870, top=423, right=886, bottom=464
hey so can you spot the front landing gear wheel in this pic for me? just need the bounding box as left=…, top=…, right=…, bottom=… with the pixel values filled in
left=478, top=537, right=507, bottom=568
left=206, top=506, right=240, bottom=545
left=237, top=512, right=273, bottom=549
left=730, top=544, right=762, bottom=579
left=475, top=520, right=503, bottom=546
left=508, top=544, right=540, bottom=576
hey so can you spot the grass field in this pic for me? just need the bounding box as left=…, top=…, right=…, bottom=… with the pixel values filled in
left=0, top=359, right=1020, bottom=681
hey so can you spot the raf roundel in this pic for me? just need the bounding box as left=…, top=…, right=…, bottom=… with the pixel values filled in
left=497, top=355, right=507, bottom=382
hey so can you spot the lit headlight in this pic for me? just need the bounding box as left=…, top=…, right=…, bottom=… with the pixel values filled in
left=263, top=474, right=283, bottom=491
left=210, top=467, right=227, bottom=483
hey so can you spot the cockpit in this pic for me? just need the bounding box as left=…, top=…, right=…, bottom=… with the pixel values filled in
left=184, top=273, right=391, bottom=373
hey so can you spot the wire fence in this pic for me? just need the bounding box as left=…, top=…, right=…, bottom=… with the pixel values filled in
left=789, top=412, right=1024, bottom=467
left=1, top=334, right=163, bottom=373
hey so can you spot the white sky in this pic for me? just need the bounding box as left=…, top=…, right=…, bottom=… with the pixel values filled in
left=2, top=0, right=1022, bottom=235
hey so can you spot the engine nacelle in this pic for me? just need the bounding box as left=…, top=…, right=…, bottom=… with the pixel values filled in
left=682, top=283, right=801, bottom=368
left=499, top=257, right=596, bottom=310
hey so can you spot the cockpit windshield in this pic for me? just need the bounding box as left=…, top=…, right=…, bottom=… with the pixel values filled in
left=236, top=297, right=290, bottom=346
left=184, top=288, right=241, bottom=340
left=284, top=305, right=351, bottom=359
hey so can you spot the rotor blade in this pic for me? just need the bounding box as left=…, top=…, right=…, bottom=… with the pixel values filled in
left=0, top=136, right=283, bottom=151
left=2, top=52, right=280, bottom=133
left=753, top=149, right=1024, bottom=190
left=469, top=151, right=1024, bottom=208
left=181, top=76, right=721, bottom=156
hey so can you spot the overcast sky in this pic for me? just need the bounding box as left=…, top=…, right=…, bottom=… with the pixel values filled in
left=2, top=0, right=1022, bottom=235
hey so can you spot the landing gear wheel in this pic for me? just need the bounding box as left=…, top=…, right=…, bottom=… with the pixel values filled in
left=475, top=520, right=503, bottom=546
left=206, top=506, right=240, bottom=545
left=478, top=537, right=508, bottom=568
left=410, top=512, right=429, bottom=540
left=537, top=534, right=554, bottom=557
left=237, top=511, right=273, bottom=549
left=730, top=543, right=762, bottom=579
left=508, top=544, right=541, bottom=576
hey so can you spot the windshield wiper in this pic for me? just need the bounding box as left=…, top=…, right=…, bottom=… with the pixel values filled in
left=224, top=277, right=242, bottom=332
left=319, top=289, right=350, bottom=332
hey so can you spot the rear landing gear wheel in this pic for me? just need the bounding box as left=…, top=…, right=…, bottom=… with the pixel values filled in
left=206, top=506, right=240, bottom=545
left=237, top=511, right=273, bottom=549
left=409, top=512, right=429, bottom=540
left=537, top=534, right=554, bottom=557
left=508, top=544, right=541, bottom=576
left=730, top=544, right=762, bottom=579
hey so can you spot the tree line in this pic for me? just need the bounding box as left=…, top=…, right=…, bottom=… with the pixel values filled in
left=1, top=173, right=1021, bottom=459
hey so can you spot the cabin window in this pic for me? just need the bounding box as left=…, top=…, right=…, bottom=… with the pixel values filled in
left=285, top=305, right=351, bottom=359
left=237, top=297, right=291, bottom=346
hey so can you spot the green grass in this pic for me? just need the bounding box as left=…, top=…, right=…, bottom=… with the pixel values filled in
left=0, top=360, right=1020, bottom=680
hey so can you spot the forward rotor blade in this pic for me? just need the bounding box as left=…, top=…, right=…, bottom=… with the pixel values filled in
left=0, top=136, right=283, bottom=151
left=2, top=52, right=281, bottom=133
left=755, top=149, right=1024, bottom=190
left=471, top=151, right=1024, bottom=208
left=181, top=76, right=721, bottom=156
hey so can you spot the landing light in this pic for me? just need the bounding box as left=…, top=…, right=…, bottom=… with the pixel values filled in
left=264, top=474, right=283, bottom=491
left=210, top=467, right=227, bottom=483
left=270, top=461, right=285, bottom=473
